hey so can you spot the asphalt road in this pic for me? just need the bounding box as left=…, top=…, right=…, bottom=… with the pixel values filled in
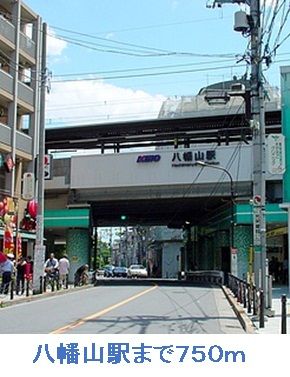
left=0, top=284, right=245, bottom=334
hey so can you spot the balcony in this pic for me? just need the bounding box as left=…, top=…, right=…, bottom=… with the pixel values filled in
left=20, top=32, right=36, bottom=63
left=0, top=15, right=14, bottom=46
left=0, top=122, right=33, bottom=157
left=0, top=69, right=34, bottom=111
left=0, top=16, right=36, bottom=63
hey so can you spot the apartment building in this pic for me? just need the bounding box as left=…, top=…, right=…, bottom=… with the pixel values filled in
left=0, top=0, right=42, bottom=256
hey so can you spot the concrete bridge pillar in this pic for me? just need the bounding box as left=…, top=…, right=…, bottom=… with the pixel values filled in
left=233, top=225, right=252, bottom=279
left=66, top=228, right=90, bottom=283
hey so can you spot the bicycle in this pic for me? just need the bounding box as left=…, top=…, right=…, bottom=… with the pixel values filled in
left=44, top=268, right=60, bottom=291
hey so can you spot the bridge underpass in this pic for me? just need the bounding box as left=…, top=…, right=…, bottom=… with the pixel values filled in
left=44, top=103, right=284, bottom=283
left=44, top=144, right=285, bottom=284
left=90, top=196, right=230, bottom=228
left=44, top=142, right=257, bottom=282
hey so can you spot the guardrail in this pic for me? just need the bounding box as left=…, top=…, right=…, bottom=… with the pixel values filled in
left=227, top=273, right=265, bottom=328
left=0, top=273, right=87, bottom=303
left=185, top=270, right=224, bottom=285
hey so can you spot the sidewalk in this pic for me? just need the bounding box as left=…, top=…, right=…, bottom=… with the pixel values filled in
left=0, top=283, right=93, bottom=308
left=252, top=285, right=290, bottom=334
left=224, top=284, right=290, bottom=334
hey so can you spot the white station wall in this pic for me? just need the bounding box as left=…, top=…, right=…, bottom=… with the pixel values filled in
left=71, top=144, right=255, bottom=189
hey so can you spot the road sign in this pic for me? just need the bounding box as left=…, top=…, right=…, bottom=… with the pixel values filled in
left=44, top=154, right=53, bottom=180
left=253, top=206, right=261, bottom=246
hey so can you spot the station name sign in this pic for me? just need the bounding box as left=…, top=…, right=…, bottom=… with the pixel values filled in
left=172, top=149, right=218, bottom=167
left=137, top=155, right=161, bottom=163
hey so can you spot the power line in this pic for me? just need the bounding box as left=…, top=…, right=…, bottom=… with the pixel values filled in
left=52, top=58, right=237, bottom=79
left=45, top=110, right=161, bottom=125
left=52, top=31, right=239, bottom=59
left=59, top=15, right=231, bottom=35
left=47, top=97, right=165, bottom=112
left=46, top=84, right=242, bottom=114
left=51, top=63, right=247, bottom=83
left=50, top=57, right=289, bottom=83
left=263, top=0, right=285, bottom=56
left=199, top=100, right=246, bottom=203
left=51, top=34, right=167, bottom=57
left=272, top=1, right=290, bottom=53
left=273, top=30, right=290, bottom=52
left=50, top=26, right=177, bottom=55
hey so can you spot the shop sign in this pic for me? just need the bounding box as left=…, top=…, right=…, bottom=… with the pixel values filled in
left=231, top=247, right=238, bottom=276
left=22, top=172, right=35, bottom=200
left=266, top=134, right=285, bottom=174
left=266, top=226, right=287, bottom=238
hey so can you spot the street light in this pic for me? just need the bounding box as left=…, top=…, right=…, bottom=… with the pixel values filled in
left=195, top=161, right=235, bottom=271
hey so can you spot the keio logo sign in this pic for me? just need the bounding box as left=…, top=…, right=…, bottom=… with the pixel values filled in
left=136, top=155, right=161, bottom=163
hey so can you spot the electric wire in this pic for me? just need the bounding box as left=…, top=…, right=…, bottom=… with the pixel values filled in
left=45, top=110, right=161, bottom=125
left=209, top=141, right=243, bottom=199
left=51, top=15, right=231, bottom=36
left=159, top=92, right=245, bottom=226
left=52, top=58, right=237, bottom=79
left=271, top=1, right=290, bottom=55
left=51, top=63, right=248, bottom=83
left=50, top=26, right=183, bottom=55
left=200, top=99, right=246, bottom=205
left=261, top=0, right=277, bottom=40
left=52, top=34, right=168, bottom=57
left=52, top=32, right=239, bottom=58
left=263, top=0, right=285, bottom=57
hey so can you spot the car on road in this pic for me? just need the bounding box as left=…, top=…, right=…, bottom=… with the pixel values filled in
left=112, top=266, right=128, bottom=278
left=103, top=265, right=115, bottom=277
left=127, top=264, right=148, bottom=278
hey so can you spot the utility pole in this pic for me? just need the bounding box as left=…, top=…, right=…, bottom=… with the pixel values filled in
left=33, top=22, right=47, bottom=294
left=208, top=0, right=266, bottom=294
left=249, top=0, right=266, bottom=295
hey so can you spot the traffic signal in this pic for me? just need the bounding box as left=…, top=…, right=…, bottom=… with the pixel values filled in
left=120, top=215, right=127, bottom=221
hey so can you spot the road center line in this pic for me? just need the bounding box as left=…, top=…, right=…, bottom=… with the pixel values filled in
left=51, top=284, right=158, bottom=334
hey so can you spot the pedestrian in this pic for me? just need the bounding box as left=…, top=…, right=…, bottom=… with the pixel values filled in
left=58, top=254, right=70, bottom=288
left=24, top=256, right=33, bottom=284
left=74, top=264, right=89, bottom=286
left=44, top=253, right=59, bottom=290
left=44, top=253, right=59, bottom=274
left=0, top=252, right=7, bottom=263
left=16, top=257, right=26, bottom=295
left=0, top=253, right=15, bottom=295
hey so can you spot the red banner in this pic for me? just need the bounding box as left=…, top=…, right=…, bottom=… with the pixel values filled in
left=3, top=225, right=14, bottom=255
left=16, top=233, right=22, bottom=259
